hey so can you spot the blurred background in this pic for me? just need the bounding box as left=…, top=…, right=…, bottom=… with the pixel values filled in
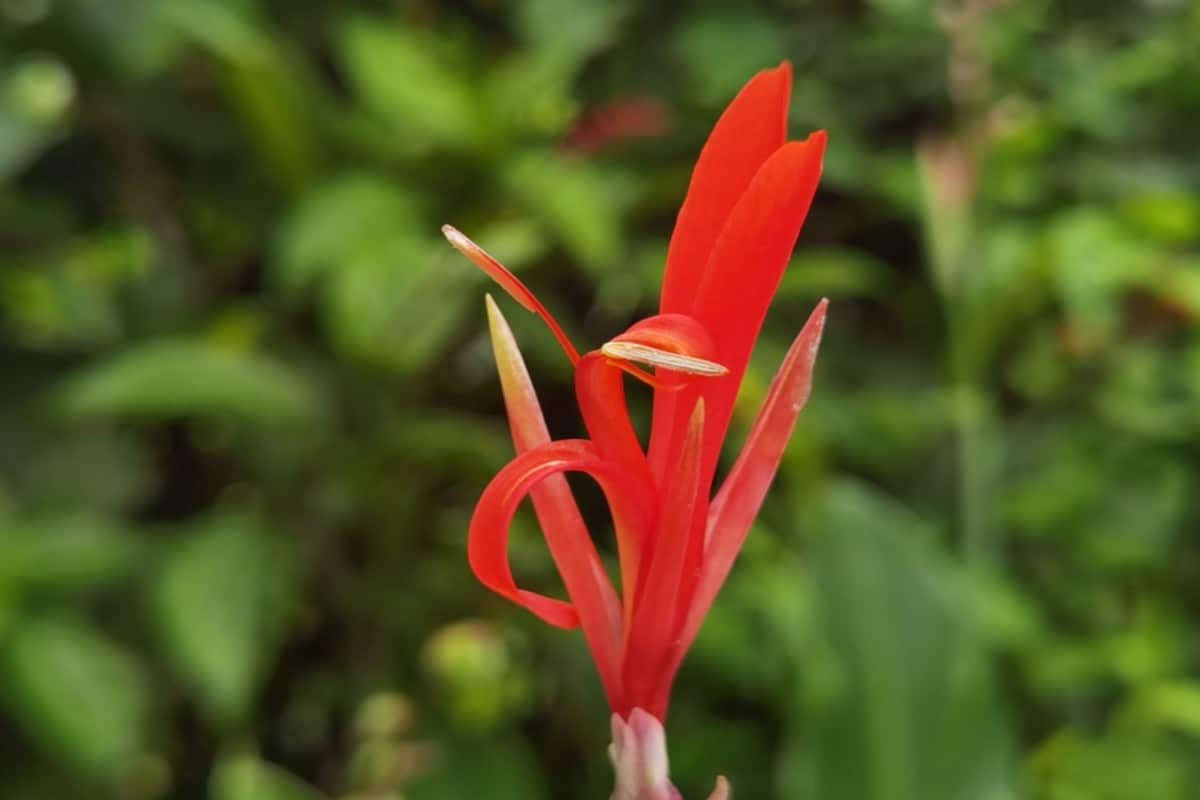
left=2, top=0, right=1199, bottom=797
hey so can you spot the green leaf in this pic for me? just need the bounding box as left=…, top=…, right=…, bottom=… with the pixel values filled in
left=0, top=227, right=153, bottom=350
left=10, top=427, right=152, bottom=515
left=163, top=0, right=321, bottom=190
left=337, top=16, right=480, bottom=154
left=326, top=241, right=475, bottom=373
left=274, top=174, right=422, bottom=296
left=672, top=706, right=772, bottom=799
left=778, top=249, right=895, bottom=300
left=210, top=754, right=322, bottom=800
left=785, top=481, right=1016, bottom=800
left=0, top=617, right=150, bottom=775
left=0, top=514, right=141, bottom=592
left=407, top=734, right=547, bottom=800
left=673, top=11, right=789, bottom=105
left=504, top=152, right=630, bottom=274
left=59, top=0, right=183, bottom=79
left=151, top=514, right=298, bottom=726
left=56, top=340, right=323, bottom=428
left=1117, top=682, right=1200, bottom=739
left=1029, top=728, right=1200, bottom=800
left=159, top=0, right=273, bottom=65
left=0, top=57, right=75, bottom=182
left=514, top=0, right=627, bottom=70
left=275, top=174, right=470, bottom=372
left=1047, top=209, right=1155, bottom=350
left=1120, top=191, right=1200, bottom=245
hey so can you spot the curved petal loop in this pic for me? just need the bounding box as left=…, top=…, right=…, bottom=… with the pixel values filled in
left=650, top=132, right=827, bottom=486
left=469, top=438, right=657, bottom=705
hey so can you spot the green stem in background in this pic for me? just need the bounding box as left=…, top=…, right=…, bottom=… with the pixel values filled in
left=919, top=134, right=993, bottom=566
left=950, top=356, right=991, bottom=565
left=924, top=0, right=1014, bottom=566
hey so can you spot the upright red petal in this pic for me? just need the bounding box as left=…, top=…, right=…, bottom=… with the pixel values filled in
left=659, top=63, right=792, bottom=316
left=653, top=132, right=827, bottom=485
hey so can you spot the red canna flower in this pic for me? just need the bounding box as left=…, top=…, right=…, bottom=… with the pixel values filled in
left=444, top=63, right=826, bottom=733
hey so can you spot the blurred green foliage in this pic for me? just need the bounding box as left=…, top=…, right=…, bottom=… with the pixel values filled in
left=2, top=0, right=1199, bottom=797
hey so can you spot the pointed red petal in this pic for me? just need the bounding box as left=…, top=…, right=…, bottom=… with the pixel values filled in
left=675, top=300, right=827, bottom=659
left=650, top=132, right=827, bottom=486
left=621, top=400, right=706, bottom=718
left=484, top=299, right=625, bottom=700
left=660, top=63, right=792, bottom=316
left=445, top=225, right=580, bottom=363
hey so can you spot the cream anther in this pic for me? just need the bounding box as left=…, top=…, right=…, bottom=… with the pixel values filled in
left=600, top=341, right=729, bottom=377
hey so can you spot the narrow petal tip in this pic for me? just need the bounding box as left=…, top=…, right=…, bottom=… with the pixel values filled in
left=761, top=60, right=792, bottom=89
left=483, top=293, right=511, bottom=350
left=442, top=223, right=540, bottom=314
left=811, top=296, right=829, bottom=328
left=803, top=299, right=830, bottom=357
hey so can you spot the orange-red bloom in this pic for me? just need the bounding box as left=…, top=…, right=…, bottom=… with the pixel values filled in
left=444, top=63, right=827, bottom=721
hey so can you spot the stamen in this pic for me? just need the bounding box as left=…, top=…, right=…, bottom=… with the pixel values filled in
left=442, top=224, right=580, bottom=364
left=601, top=341, right=729, bottom=377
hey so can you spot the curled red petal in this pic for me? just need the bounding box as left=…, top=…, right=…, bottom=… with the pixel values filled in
left=673, top=300, right=828, bottom=665
left=469, top=438, right=656, bottom=709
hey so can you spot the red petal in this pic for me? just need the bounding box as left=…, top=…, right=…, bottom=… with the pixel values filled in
left=612, top=314, right=717, bottom=359
left=621, top=400, right=706, bottom=718
left=484, top=298, right=626, bottom=700
left=650, top=132, right=827, bottom=486
left=659, top=63, right=792, bottom=316
left=575, top=353, right=654, bottom=597
left=469, top=438, right=656, bottom=710
left=575, top=354, right=651, bottom=478
left=445, top=225, right=580, bottom=363
left=673, top=300, right=827, bottom=665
